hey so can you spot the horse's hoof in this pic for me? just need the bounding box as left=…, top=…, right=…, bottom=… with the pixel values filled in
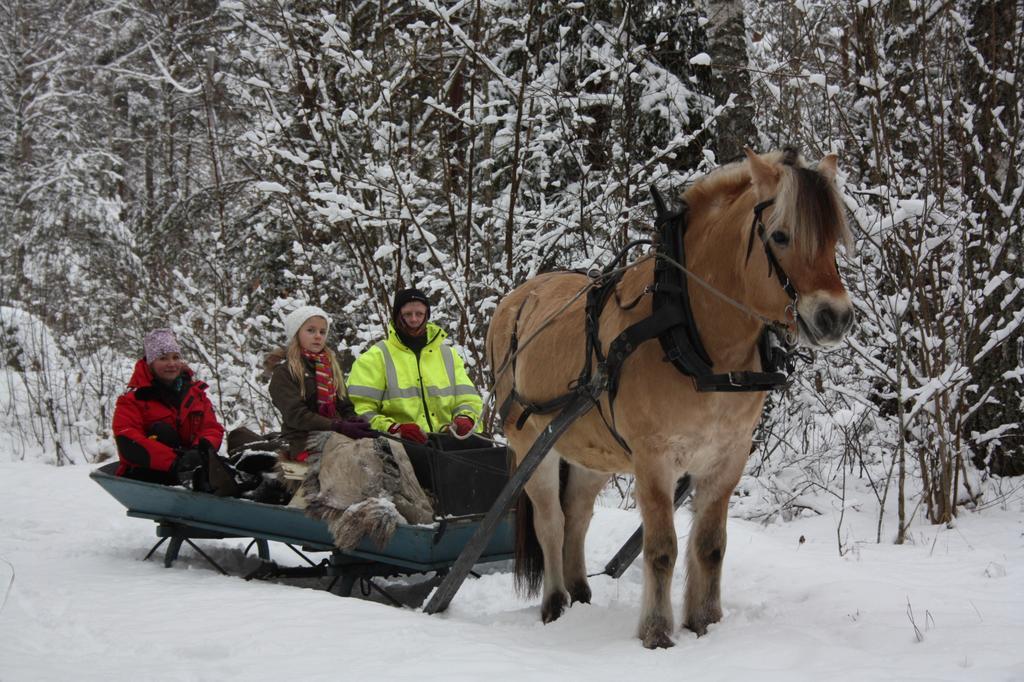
left=541, top=591, right=568, bottom=623
left=641, top=630, right=675, bottom=649
left=639, top=616, right=675, bottom=649
left=568, top=580, right=591, bottom=605
left=683, top=620, right=708, bottom=636
left=684, top=606, right=722, bottom=636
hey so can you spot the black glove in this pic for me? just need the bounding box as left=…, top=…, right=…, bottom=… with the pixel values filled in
left=172, top=448, right=204, bottom=483
left=332, top=417, right=377, bottom=440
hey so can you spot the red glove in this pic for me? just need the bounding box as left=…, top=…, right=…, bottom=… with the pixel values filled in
left=389, top=422, right=428, bottom=444
left=451, top=415, right=475, bottom=438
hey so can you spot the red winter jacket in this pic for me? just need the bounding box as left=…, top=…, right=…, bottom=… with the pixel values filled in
left=112, top=359, right=225, bottom=477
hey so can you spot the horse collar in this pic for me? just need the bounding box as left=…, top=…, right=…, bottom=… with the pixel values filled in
left=647, top=187, right=793, bottom=393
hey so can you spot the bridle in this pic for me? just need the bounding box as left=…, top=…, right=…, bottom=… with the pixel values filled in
left=746, top=198, right=800, bottom=330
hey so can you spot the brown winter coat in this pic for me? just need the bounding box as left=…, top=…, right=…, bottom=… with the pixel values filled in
left=265, top=349, right=358, bottom=457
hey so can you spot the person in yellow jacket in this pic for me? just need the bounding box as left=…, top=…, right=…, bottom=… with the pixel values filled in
left=347, top=288, right=482, bottom=444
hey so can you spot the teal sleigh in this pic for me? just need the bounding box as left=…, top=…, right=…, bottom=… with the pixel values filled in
left=91, top=434, right=515, bottom=605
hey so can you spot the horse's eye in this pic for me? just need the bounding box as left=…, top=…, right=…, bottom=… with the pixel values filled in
left=770, top=231, right=790, bottom=247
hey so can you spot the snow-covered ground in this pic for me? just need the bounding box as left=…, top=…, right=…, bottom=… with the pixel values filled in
left=0, top=461, right=1021, bottom=682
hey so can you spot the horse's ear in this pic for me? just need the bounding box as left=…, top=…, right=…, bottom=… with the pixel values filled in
left=818, top=154, right=839, bottom=181
left=744, top=147, right=780, bottom=192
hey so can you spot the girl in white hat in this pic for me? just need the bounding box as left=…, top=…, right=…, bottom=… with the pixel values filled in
left=268, top=305, right=375, bottom=461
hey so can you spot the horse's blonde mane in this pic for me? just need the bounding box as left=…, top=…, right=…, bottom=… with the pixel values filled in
left=682, top=158, right=752, bottom=213
left=684, top=151, right=853, bottom=260
left=769, top=156, right=853, bottom=259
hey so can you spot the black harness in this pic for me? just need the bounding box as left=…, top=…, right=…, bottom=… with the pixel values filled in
left=648, top=190, right=796, bottom=392
left=498, top=186, right=799, bottom=452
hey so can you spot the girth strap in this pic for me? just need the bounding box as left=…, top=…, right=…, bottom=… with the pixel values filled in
left=512, top=389, right=578, bottom=431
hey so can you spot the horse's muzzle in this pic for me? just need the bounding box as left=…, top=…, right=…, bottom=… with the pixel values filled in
left=798, top=296, right=854, bottom=347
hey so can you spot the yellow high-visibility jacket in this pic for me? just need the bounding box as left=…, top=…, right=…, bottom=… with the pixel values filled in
left=346, top=322, right=482, bottom=434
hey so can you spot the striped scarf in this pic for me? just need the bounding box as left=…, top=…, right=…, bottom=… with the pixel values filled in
left=301, top=349, right=337, bottom=418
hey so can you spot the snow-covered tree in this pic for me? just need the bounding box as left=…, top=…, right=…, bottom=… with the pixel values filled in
left=747, top=0, right=1023, bottom=534
left=226, top=1, right=719, bottom=422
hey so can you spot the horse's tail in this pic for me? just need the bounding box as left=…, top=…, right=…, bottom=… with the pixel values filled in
left=513, top=490, right=543, bottom=597
left=514, top=459, right=569, bottom=597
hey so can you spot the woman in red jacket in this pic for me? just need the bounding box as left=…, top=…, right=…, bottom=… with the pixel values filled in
left=112, top=328, right=225, bottom=485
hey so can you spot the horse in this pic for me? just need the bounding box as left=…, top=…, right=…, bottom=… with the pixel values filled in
left=485, top=148, right=854, bottom=648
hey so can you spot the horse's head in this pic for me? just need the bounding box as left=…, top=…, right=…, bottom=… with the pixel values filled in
left=745, top=148, right=854, bottom=348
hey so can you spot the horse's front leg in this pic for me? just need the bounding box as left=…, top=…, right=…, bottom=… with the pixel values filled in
left=525, top=450, right=570, bottom=623
left=683, top=468, right=739, bottom=635
left=634, top=464, right=678, bottom=649
left=561, top=463, right=609, bottom=605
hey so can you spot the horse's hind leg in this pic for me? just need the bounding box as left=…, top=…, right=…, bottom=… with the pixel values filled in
left=634, top=465, right=679, bottom=649
left=562, top=463, right=609, bottom=605
left=524, top=449, right=570, bottom=623
left=683, top=472, right=737, bottom=635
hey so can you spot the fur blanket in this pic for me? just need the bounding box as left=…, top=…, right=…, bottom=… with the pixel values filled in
left=299, top=435, right=434, bottom=549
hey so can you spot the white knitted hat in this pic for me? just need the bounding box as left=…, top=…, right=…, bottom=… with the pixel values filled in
left=283, top=305, right=331, bottom=342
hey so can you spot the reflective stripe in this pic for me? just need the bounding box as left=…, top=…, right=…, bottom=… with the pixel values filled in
left=386, top=386, right=422, bottom=400
left=375, top=341, right=405, bottom=401
left=452, top=403, right=475, bottom=414
left=347, top=385, right=385, bottom=401
left=441, top=345, right=457, bottom=388
left=424, top=384, right=481, bottom=399
left=376, top=341, right=422, bottom=401
left=361, top=410, right=381, bottom=420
